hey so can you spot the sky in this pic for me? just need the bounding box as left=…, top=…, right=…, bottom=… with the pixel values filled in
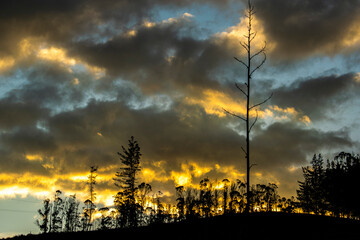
left=1, top=0, right=360, bottom=237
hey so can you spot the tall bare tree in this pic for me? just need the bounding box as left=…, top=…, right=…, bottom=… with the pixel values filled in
left=223, top=0, right=272, bottom=213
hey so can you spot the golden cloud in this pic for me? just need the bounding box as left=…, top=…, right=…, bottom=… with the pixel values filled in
left=185, top=89, right=248, bottom=118
left=185, top=89, right=311, bottom=125
left=0, top=56, right=15, bottom=72
left=5, top=38, right=106, bottom=79
left=213, top=15, right=275, bottom=56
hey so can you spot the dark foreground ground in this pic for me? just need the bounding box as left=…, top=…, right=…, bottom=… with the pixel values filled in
left=6, top=213, right=360, bottom=240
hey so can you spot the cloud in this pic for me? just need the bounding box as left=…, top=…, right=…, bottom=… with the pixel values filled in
left=0, top=0, right=358, bottom=203
left=0, top=99, right=48, bottom=129
left=0, top=91, right=354, bottom=199
left=253, top=0, right=360, bottom=59
left=69, top=17, right=230, bottom=95
left=270, top=73, right=360, bottom=121
left=0, top=0, right=235, bottom=57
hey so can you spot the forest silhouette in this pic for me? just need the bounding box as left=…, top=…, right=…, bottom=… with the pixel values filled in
left=4, top=136, right=360, bottom=240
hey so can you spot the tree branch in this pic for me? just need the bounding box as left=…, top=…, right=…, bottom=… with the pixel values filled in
left=222, top=107, right=247, bottom=122
left=249, top=31, right=257, bottom=43
left=249, top=93, right=273, bottom=110
left=250, top=42, right=266, bottom=60
left=250, top=163, right=257, bottom=169
left=241, top=146, right=247, bottom=156
left=234, top=57, right=249, bottom=69
left=250, top=52, right=267, bottom=76
left=239, top=41, right=249, bottom=52
left=249, top=110, right=258, bottom=132
left=235, top=83, right=248, bottom=97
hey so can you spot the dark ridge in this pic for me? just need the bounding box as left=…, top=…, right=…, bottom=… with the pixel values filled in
left=6, top=213, right=360, bottom=240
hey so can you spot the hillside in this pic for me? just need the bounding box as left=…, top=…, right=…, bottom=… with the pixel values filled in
left=6, top=213, right=360, bottom=240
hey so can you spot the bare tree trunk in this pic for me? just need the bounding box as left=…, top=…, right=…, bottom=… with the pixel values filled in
left=223, top=0, right=271, bottom=213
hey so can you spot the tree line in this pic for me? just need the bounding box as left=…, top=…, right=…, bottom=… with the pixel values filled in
left=35, top=136, right=359, bottom=234
left=297, top=152, right=360, bottom=218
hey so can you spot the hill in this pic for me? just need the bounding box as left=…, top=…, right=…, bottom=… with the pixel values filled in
left=5, top=213, right=360, bottom=240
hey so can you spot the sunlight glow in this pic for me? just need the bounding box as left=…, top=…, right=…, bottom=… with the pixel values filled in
left=213, top=15, right=275, bottom=56
left=143, top=20, right=156, bottom=28
left=185, top=89, right=248, bottom=118
left=14, top=39, right=107, bottom=79
left=0, top=186, right=29, bottom=199
left=171, top=172, right=191, bottom=186
left=0, top=56, right=15, bottom=72
left=342, top=21, right=360, bottom=48
left=38, top=47, right=76, bottom=67
left=25, top=154, right=43, bottom=161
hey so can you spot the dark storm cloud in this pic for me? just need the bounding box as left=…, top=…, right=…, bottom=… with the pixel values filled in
left=0, top=0, right=234, bottom=56
left=38, top=96, right=354, bottom=175
left=270, top=73, right=360, bottom=120
left=253, top=0, right=360, bottom=58
left=70, top=19, right=233, bottom=94
left=0, top=83, right=354, bottom=197
left=45, top=99, right=245, bottom=173
left=3, top=62, right=88, bottom=113
left=252, top=122, right=353, bottom=170
left=0, top=99, right=48, bottom=129
left=44, top=98, right=354, bottom=197
left=0, top=126, right=56, bottom=153
left=0, top=149, right=50, bottom=175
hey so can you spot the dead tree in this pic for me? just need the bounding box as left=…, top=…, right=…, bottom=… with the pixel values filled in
left=223, top=0, right=272, bottom=213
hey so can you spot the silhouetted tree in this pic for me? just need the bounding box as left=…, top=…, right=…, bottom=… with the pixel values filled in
left=85, top=166, right=98, bottom=230
left=229, top=182, right=241, bottom=213
left=264, top=183, right=278, bottom=212
left=113, top=136, right=142, bottom=228
left=297, top=152, right=360, bottom=217
left=199, top=178, right=213, bottom=217
left=154, top=191, right=165, bottom=224
left=176, top=186, right=185, bottom=221
left=63, top=194, right=80, bottom=232
left=98, top=207, right=113, bottom=230
left=137, top=182, right=152, bottom=225
left=297, top=154, right=326, bottom=215
left=223, top=0, right=271, bottom=213
left=222, top=179, right=230, bottom=214
left=49, top=190, right=64, bottom=232
left=213, top=181, right=221, bottom=215
left=185, top=188, right=198, bottom=220
left=323, top=152, right=360, bottom=218
left=36, top=198, right=51, bottom=233
left=278, top=196, right=297, bottom=213
left=138, top=182, right=152, bottom=210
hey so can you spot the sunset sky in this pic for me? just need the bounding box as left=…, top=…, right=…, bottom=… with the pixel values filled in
left=1, top=0, right=360, bottom=237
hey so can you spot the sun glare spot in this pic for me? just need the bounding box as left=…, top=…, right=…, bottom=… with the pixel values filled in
left=70, top=175, right=88, bottom=181
left=143, top=20, right=156, bottom=28
left=25, top=154, right=43, bottom=161
left=171, top=172, right=191, bottom=186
